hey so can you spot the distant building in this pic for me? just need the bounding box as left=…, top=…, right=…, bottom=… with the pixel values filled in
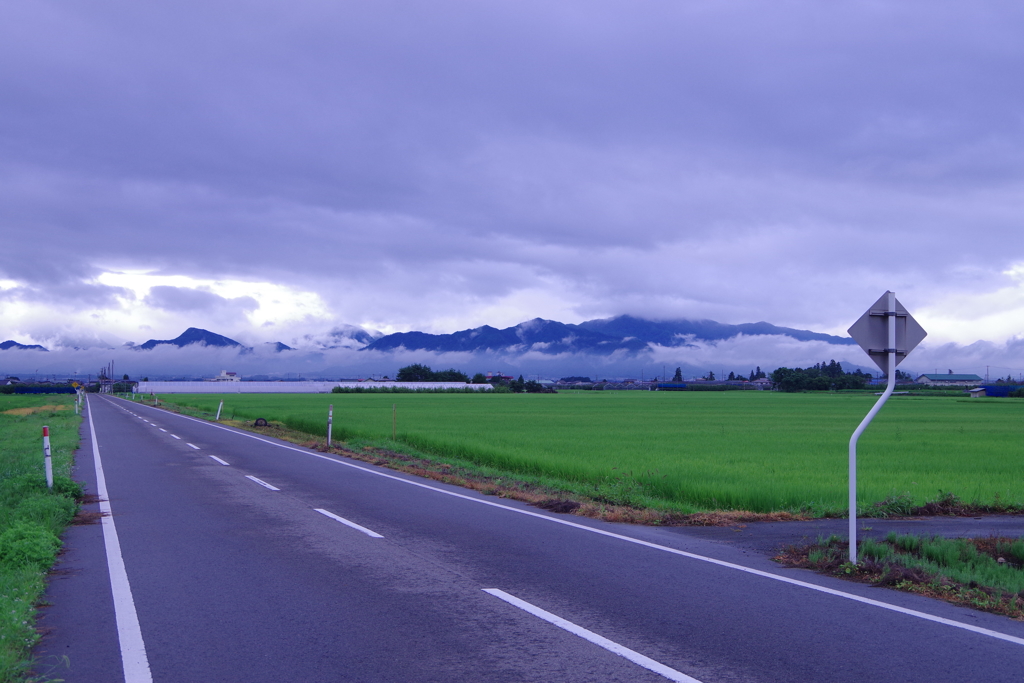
left=915, top=373, right=983, bottom=386
left=209, top=371, right=241, bottom=382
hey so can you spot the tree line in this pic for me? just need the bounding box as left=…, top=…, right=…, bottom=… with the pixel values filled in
left=395, top=364, right=552, bottom=393
left=770, top=360, right=871, bottom=392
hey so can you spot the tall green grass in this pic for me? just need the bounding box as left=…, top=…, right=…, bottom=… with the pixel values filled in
left=0, top=395, right=81, bottom=682
left=159, top=391, right=1024, bottom=513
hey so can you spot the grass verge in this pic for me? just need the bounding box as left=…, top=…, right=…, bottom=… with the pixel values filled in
left=0, top=396, right=82, bottom=682
left=775, top=533, right=1024, bottom=620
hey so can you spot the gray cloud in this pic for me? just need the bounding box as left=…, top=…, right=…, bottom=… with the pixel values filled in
left=143, top=286, right=258, bottom=314
left=1, top=1, right=1023, bottom=356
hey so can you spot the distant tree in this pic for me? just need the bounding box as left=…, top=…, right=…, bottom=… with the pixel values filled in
left=396, top=364, right=435, bottom=381
left=703, top=370, right=715, bottom=381
left=560, top=376, right=593, bottom=383
left=772, top=365, right=868, bottom=392
left=672, top=367, right=683, bottom=382
left=727, top=371, right=736, bottom=381
left=433, top=368, right=469, bottom=382
left=122, top=373, right=130, bottom=380
left=142, top=377, right=149, bottom=382
left=524, top=380, right=543, bottom=393
left=471, top=373, right=488, bottom=384
left=397, top=364, right=468, bottom=382
left=509, top=374, right=526, bottom=393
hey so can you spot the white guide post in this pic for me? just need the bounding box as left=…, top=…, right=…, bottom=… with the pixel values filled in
left=848, top=291, right=897, bottom=564
left=327, top=404, right=334, bottom=447
left=216, top=400, right=224, bottom=421
left=43, top=425, right=53, bottom=489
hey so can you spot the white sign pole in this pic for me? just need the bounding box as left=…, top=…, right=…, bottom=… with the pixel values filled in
left=848, top=291, right=897, bottom=563
left=327, top=404, right=334, bottom=448
left=43, top=426, right=53, bottom=489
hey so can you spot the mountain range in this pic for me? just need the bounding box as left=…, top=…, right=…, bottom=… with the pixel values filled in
left=365, top=316, right=855, bottom=355
left=1, top=316, right=855, bottom=355
left=0, top=340, right=48, bottom=351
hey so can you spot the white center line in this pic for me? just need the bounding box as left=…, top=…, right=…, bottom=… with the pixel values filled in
left=209, top=455, right=230, bottom=466
left=159, top=428, right=167, bottom=432
left=170, top=434, right=181, bottom=440
left=86, top=398, right=153, bottom=683
left=186, top=443, right=200, bottom=450
left=314, top=508, right=384, bottom=538
left=245, top=475, right=280, bottom=491
left=484, top=589, right=699, bottom=682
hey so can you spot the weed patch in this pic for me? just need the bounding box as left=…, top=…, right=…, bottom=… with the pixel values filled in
left=776, top=533, right=1024, bottom=620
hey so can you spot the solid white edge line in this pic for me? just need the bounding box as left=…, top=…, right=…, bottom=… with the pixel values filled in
left=209, top=455, right=230, bottom=466
left=245, top=474, right=280, bottom=491
left=87, top=397, right=153, bottom=683
left=186, top=443, right=200, bottom=450
left=483, top=589, right=699, bottom=683
left=112, top=397, right=1024, bottom=648
left=314, top=508, right=384, bottom=538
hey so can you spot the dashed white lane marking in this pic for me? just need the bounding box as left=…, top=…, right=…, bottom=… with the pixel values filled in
left=209, top=455, right=230, bottom=466
left=170, top=434, right=181, bottom=440
left=186, top=443, right=200, bottom=450
left=484, top=589, right=699, bottom=682
left=245, top=475, right=280, bottom=491
left=159, top=428, right=167, bottom=432
left=116, top=398, right=1024, bottom=648
left=86, top=398, right=153, bottom=683
left=314, top=508, right=384, bottom=538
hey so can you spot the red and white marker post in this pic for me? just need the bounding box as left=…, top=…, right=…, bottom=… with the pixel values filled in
left=42, top=426, right=53, bottom=489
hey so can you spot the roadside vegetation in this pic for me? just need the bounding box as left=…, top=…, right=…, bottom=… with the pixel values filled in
left=0, top=395, right=82, bottom=682
left=776, top=531, right=1024, bottom=620
left=142, top=391, right=1024, bottom=518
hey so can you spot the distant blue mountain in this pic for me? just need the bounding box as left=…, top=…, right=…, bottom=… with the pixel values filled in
left=0, top=340, right=48, bottom=351
left=137, top=327, right=250, bottom=351
left=125, top=316, right=855, bottom=357
left=578, top=315, right=856, bottom=346
left=363, top=315, right=854, bottom=354
left=365, top=318, right=649, bottom=355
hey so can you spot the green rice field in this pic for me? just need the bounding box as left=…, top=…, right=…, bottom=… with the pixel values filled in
left=157, top=391, right=1024, bottom=514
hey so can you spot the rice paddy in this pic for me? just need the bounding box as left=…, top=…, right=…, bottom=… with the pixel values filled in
left=157, top=391, right=1024, bottom=514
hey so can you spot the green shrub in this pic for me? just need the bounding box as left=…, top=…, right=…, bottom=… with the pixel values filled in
left=52, top=475, right=83, bottom=500
left=14, top=494, right=77, bottom=535
left=0, top=522, right=62, bottom=572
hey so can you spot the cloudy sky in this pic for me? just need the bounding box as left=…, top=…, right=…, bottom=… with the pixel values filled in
left=2, top=1, right=1023, bottom=376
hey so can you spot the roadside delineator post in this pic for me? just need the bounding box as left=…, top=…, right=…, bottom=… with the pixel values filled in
left=847, top=291, right=927, bottom=564
left=327, top=404, right=334, bottom=447
left=43, top=426, right=53, bottom=489
left=216, top=400, right=224, bottom=421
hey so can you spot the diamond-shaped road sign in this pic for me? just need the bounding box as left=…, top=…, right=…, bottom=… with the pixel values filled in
left=847, top=291, right=927, bottom=373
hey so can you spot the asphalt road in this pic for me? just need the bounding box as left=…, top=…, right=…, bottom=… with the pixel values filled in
left=34, top=395, right=1024, bottom=682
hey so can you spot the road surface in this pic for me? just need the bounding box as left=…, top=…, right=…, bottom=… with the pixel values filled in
left=34, top=395, right=1024, bottom=682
